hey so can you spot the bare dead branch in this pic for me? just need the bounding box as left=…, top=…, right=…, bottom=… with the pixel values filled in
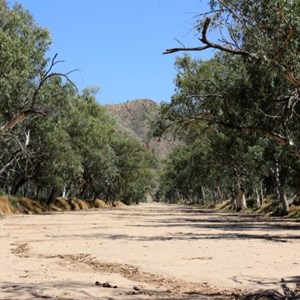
left=163, top=17, right=253, bottom=58
left=31, top=54, right=78, bottom=108
left=174, top=38, right=185, bottom=48
left=0, top=54, right=79, bottom=137
left=195, top=9, right=224, bottom=18
left=163, top=45, right=211, bottom=54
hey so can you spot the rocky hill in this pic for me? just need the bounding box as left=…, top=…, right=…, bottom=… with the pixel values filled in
left=106, top=99, right=176, bottom=161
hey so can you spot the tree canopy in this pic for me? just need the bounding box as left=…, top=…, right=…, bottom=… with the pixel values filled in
left=1, top=0, right=300, bottom=213
left=0, top=1, right=155, bottom=205
left=157, top=0, right=300, bottom=213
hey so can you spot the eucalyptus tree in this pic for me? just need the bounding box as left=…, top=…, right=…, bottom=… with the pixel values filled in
left=158, top=140, right=212, bottom=204
left=111, top=133, right=156, bottom=204
left=7, top=81, right=81, bottom=199
left=0, top=0, right=156, bottom=205
left=64, top=90, right=119, bottom=203
left=0, top=0, right=76, bottom=191
left=160, top=0, right=300, bottom=212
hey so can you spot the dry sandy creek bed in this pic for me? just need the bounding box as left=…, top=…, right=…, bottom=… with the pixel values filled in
left=0, top=203, right=299, bottom=299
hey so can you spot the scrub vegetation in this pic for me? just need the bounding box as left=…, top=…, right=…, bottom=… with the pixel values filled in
left=1, top=0, right=300, bottom=217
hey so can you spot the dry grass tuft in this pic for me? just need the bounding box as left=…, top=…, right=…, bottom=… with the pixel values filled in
left=0, top=196, right=13, bottom=215
left=215, top=200, right=232, bottom=210
left=93, top=199, right=109, bottom=208
left=288, top=205, right=300, bottom=217
left=113, top=200, right=126, bottom=207
left=53, top=197, right=71, bottom=210
left=69, top=199, right=80, bottom=210
left=49, top=205, right=62, bottom=212
left=77, top=199, right=91, bottom=210
left=256, top=197, right=282, bottom=216
left=19, top=197, right=45, bottom=214
left=106, top=200, right=126, bottom=207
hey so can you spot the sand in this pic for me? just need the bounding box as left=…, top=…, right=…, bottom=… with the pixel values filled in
left=0, top=203, right=299, bottom=299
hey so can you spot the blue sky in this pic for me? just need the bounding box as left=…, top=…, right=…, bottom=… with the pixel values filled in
left=15, top=0, right=214, bottom=104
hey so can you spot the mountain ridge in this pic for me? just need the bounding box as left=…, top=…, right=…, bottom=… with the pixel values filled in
left=105, top=99, right=176, bottom=160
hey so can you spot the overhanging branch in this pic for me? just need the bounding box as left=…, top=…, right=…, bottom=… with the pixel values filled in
left=163, top=17, right=253, bottom=58
left=0, top=54, right=78, bottom=137
left=168, top=116, right=300, bottom=158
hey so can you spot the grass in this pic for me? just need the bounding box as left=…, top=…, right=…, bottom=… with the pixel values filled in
left=77, top=199, right=91, bottom=209
left=192, top=196, right=300, bottom=218
left=0, top=194, right=127, bottom=217
left=288, top=205, right=300, bottom=217
left=93, top=199, right=109, bottom=208
left=214, top=200, right=232, bottom=210
left=0, top=194, right=298, bottom=218
left=19, top=197, right=45, bottom=214
left=54, top=197, right=71, bottom=210
left=0, top=196, right=13, bottom=215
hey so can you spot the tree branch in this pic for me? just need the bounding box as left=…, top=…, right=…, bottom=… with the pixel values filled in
left=163, top=45, right=211, bottom=54
left=0, top=108, right=50, bottom=136
left=163, top=17, right=253, bottom=58
left=31, top=53, right=78, bottom=107
left=0, top=54, right=78, bottom=137
left=0, top=149, right=22, bottom=176
left=167, top=116, right=300, bottom=158
left=0, top=110, right=33, bottom=136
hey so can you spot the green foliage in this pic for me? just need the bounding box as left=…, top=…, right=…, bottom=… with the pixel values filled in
left=0, top=1, right=50, bottom=114
left=0, top=1, right=155, bottom=205
left=111, top=134, right=155, bottom=204
left=157, top=0, right=300, bottom=209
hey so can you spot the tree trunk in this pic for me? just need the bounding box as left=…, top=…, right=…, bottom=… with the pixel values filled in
left=201, top=185, right=206, bottom=204
left=231, top=193, right=236, bottom=210
left=11, top=176, right=27, bottom=195
left=68, top=180, right=86, bottom=201
left=274, top=159, right=289, bottom=214
left=47, top=188, right=59, bottom=205
left=236, top=187, right=247, bottom=211
left=260, top=181, right=264, bottom=205
left=62, top=187, right=67, bottom=198
left=280, top=192, right=289, bottom=213
left=215, top=186, right=223, bottom=202
left=211, top=188, right=218, bottom=204
left=176, top=189, right=181, bottom=203
left=254, top=186, right=261, bottom=208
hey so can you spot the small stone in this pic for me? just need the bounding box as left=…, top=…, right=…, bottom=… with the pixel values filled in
left=102, top=282, right=112, bottom=288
